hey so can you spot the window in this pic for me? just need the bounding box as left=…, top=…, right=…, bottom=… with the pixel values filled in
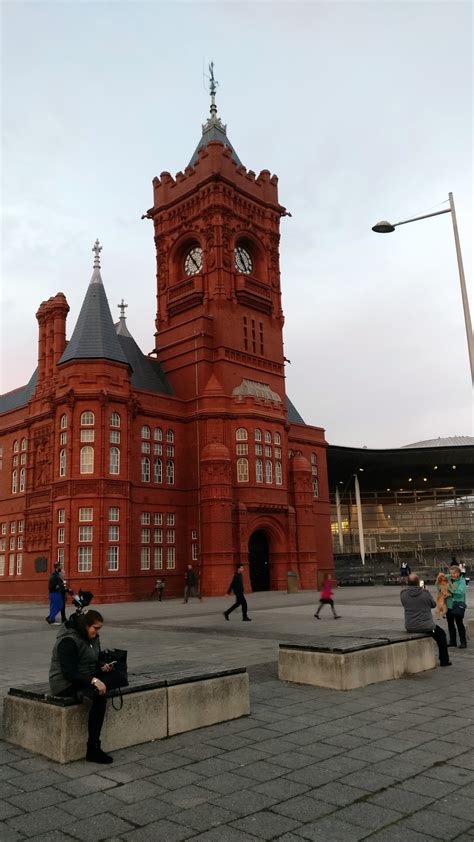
left=166, top=429, right=174, bottom=443
left=243, top=315, right=248, bottom=351
left=191, top=530, right=198, bottom=541
left=237, top=458, right=249, bottom=483
left=0, top=539, right=5, bottom=551
left=78, top=546, right=92, bottom=572
left=251, top=319, right=256, bottom=353
left=236, top=443, right=248, bottom=456
left=21, top=438, right=27, bottom=451
left=80, top=446, right=94, bottom=474
left=154, top=512, right=163, bottom=526
left=141, top=457, right=150, bottom=483
left=274, top=432, right=281, bottom=445
left=59, top=449, right=66, bottom=477
left=192, top=543, right=198, bottom=561
left=16, top=554, right=23, bottom=576
left=141, top=425, right=151, bottom=439
left=141, top=442, right=150, bottom=454
left=255, top=444, right=262, bottom=456
left=110, top=412, right=120, bottom=428
left=110, top=430, right=120, bottom=444
left=141, top=512, right=151, bottom=525
left=236, top=428, right=248, bottom=441
left=109, top=447, right=120, bottom=475
left=10, top=522, right=16, bottom=534
left=166, top=528, right=175, bottom=544
left=109, top=507, right=119, bottom=522
left=256, top=459, right=263, bottom=483
left=154, top=528, right=163, bottom=544
left=166, top=460, right=174, bottom=485
left=81, top=411, right=95, bottom=426
left=80, top=429, right=94, bottom=442
left=79, top=526, right=93, bottom=542
left=154, top=459, right=162, bottom=483
left=254, top=429, right=262, bottom=442
left=57, top=548, right=64, bottom=565
left=265, top=431, right=271, bottom=443
left=265, top=445, right=272, bottom=457
left=9, top=554, right=15, bottom=576
left=1, top=523, right=6, bottom=535
left=11, top=470, right=17, bottom=494
left=259, top=321, right=264, bottom=355
left=166, top=546, right=176, bottom=569
left=265, top=460, right=273, bottom=484
left=154, top=547, right=163, bottom=570
left=154, top=427, right=163, bottom=441
left=13, top=440, right=19, bottom=453
left=166, top=513, right=175, bottom=526
left=60, top=414, right=68, bottom=429
left=141, top=528, right=150, bottom=544
left=19, top=468, right=25, bottom=493
left=166, top=444, right=174, bottom=457
left=79, top=508, right=93, bottom=521
left=17, top=535, right=23, bottom=551
left=154, top=443, right=162, bottom=455
left=9, top=537, right=15, bottom=551
left=140, top=547, right=150, bottom=570
left=0, top=555, right=5, bottom=575
left=108, top=546, right=119, bottom=571
left=18, top=520, right=24, bottom=533
left=20, top=452, right=27, bottom=465
left=275, top=461, right=283, bottom=485
left=60, top=431, right=67, bottom=445
left=275, top=447, right=282, bottom=459
left=58, top=528, right=65, bottom=544
left=311, top=452, right=319, bottom=497
left=109, top=525, right=119, bottom=541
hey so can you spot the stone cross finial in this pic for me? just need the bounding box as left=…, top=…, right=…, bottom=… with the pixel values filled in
left=118, top=299, right=128, bottom=319
left=92, top=239, right=102, bottom=269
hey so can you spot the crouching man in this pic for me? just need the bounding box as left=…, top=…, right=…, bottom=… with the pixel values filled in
left=400, top=574, right=451, bottom=667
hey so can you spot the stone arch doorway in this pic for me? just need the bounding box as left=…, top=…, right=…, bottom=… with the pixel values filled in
left=248, top=530, right=270, bottom=591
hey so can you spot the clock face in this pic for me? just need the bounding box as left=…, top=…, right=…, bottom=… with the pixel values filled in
left=184, top=247, right=203, bottom=276
left=235, top=246, right=253, bottom=275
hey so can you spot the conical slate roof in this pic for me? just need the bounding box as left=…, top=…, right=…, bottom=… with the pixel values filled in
left=59, top=241, right=128, bottom=367
left=188, top=116, right=242, bottom=168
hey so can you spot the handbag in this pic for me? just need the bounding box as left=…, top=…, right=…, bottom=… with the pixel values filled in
left=97, top=648, right=129, bottom=709
left=452, top=602, right=466, bottom=618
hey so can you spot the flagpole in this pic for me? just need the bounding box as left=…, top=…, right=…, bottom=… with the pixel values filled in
left=335, top=487, right=344, bottom=553
left=354, top=474, right=365, bottom=566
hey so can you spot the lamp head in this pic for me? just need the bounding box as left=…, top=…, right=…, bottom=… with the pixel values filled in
left=372, top=220, right=396, bottom=233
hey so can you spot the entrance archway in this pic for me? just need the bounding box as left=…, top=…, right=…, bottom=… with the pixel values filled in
left=248, top=530, right=270, bottom=591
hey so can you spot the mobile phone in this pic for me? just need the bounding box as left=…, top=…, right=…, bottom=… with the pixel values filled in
left=105, top=660, right=117, bottom=667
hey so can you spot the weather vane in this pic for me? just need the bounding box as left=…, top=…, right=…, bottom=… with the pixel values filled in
left=208, top=61, right=218, bottom=117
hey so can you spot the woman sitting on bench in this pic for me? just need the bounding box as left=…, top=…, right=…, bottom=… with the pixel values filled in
left=49, top=609, right=113, bottom=764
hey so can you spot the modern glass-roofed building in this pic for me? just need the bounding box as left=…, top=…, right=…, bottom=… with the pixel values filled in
left=327, top=436, right=474, bottom=580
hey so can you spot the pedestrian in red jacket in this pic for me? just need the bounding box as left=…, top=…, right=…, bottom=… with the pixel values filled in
left=314, top=575, right=340, bottom=620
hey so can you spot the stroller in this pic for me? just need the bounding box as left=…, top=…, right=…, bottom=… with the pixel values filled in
left=70, top=589, right=94, bottom=616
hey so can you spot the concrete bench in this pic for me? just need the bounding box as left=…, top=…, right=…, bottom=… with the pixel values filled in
left=279, top=631, right=437, bottom=691
left=3, top=666, right=249, bottom=763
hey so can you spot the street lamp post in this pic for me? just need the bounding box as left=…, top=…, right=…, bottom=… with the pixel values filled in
left=372, top=192, right=474, bottom=383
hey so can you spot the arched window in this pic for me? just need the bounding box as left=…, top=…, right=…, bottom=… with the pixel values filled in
left=13, top=440, right=19, bottom=453
left=264, top=431, right=271, bottom=443
left=110, top=412, right=120, bottom=428
left=254, top=429, right=262, bottom=442
left=237, top=458, right=249, bottom=483
left=256, top=459, right=263, bottom=483
left=265, top=460, right=273, bottom=483
left=81, top=411, right=95, bottom=426
left=19, top=468, right=26, bottom=493
left=311, top=452, right=319, bottom=497
left=141, top=457, right=150, bottom=483
left=154, top=427, right=163, bottom=441
left=60, top=414, right=68, bottom=429
left=166, top=429, right=174, bottom=443
left=236, top=428, right=248, bottom=441
left=154, top=458, right=162, bottom=483
left=274, top=432, right=281, bottom=445
left=59, top=449, right=66, bottom=477
left=275, top=461, right=282, bottom=485
left=12, top=470, right=18, bottom=494
left=166, top=459, right=174, bottom=485
left=21, top=438, right=27, bottom=451
left=141, top=425, right=151, bottom=439
left=109, top=447, right=120, bottom=475
left=80, top=446, right=94, bottom=474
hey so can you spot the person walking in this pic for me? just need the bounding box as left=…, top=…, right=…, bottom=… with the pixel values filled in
left=46, top=563, right=63, bottom=625
left=314, top=574, right=340, bottom=619
left=49, top=609, right=114, bottom=764
left=57, top=565, right=69, bottom=623
left=400, top=574, right=451, bottom=666
left=224, top=565, right=251, bottom=622
left=446, top=564, right=467, bottom=649
left=183, top=564, right=202, bottom=603
left=400, top=561, right=411, bottom=583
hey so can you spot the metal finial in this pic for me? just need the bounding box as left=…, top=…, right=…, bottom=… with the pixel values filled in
left=208, top=61, right=218, bottom=117
left=118, top=299, right=128, bottom=319
left=92, top=239, right=102, bottom=269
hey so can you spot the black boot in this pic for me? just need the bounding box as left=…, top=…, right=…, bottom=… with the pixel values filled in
left=86, top=741, right=113, bottom=764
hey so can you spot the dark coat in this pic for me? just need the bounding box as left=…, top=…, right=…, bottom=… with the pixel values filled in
left=227, top=572, right=244, bottom=597
left=185, top=568, right=198, bottom=587
left=400, top=586, right=436, bottom=633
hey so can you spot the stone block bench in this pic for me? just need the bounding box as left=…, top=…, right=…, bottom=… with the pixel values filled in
left=279, top=631, right=436, bottom=691
left=3, top=666, right=249, bottom=764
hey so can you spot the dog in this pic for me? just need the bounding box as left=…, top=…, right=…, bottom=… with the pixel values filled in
left=435, top=572, right=450, bottom=618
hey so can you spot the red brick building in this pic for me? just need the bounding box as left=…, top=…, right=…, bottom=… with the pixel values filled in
left=0, top=89, right=333, bottom=602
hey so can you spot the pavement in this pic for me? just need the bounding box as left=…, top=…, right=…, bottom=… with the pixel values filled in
left=0, top=585, right=473, bottom=841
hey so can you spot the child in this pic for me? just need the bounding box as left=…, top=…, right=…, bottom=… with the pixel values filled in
left=314, top=575, right=340, bottom=620
left=435, top=572, right=450, bottom=618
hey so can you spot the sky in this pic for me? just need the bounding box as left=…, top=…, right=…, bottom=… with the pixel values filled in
left=1, top=0, right=473, bottom=448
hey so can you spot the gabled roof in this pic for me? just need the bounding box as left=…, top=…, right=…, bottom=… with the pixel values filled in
left=115, top=318, right=172, bottom=395
left=59, top=243, right=128, bottom=367
left=0, top=368, right=38, bottom=414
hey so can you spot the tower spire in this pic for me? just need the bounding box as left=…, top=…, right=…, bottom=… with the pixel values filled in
left=209, top=61, right=218, bottom=119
